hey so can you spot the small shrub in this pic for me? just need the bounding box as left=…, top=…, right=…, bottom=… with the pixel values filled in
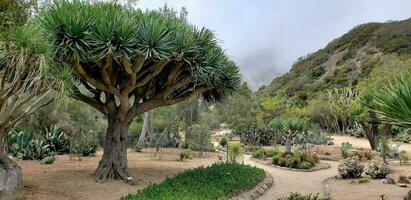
left=338, top=156, right=364, bottom=179
left=252, top=148, right=266, bottom=159
left=365, top=161, right=391, bottom=179
left=219, top=137, right=227, bottom=147
left=273, top=150, right=317, bottom=169
left=363, top=151, right=374, bottom=160
left=399, top=175, right=411, bottom=184
left=340, top=142, right=352, bottom=158
left=358, top=178, right=369, bottom=184
left=253, top=148, right=280, bottom=159
left=272, top=153, right=282, bottom=164
left=181, top=141, right=190, bottom=149
left=43, top=125, right=69, bottom=153
left=404, top=190, right=411, bottom=200
left=278, top=157, right=287, bottom=166
left=71, top=132, right=98, bottom=157
left=178, top=150, right=191, bottom=161
left=227, top=142, right=244, bottom=163
left=277, top=192, right=320, bottom=200
left=400, top=151, right=409, bottom=165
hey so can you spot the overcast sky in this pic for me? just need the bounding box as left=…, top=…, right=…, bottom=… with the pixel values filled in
left=137, top=0, right=411, bottom=89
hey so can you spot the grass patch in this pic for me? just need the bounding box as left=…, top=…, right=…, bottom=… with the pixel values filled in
left=122, top=163, right=265, bottom=200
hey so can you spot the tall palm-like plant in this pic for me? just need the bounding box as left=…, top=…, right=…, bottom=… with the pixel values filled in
left=32, top=0, right=241, bottom=181
left=372, top=73, right=411, bottom=127
left=270, top=117, right=308, bottom=153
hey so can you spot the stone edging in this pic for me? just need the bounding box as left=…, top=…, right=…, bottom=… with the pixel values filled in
left=250, top=157, right=331, bottom=172
left=228, top=172, right=274, bottom=200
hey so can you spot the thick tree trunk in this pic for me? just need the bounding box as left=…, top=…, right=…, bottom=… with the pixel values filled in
left=285, top=137, right=292, bottom=153
left=0, top=128, right=23, bottom=200
left=360, top=121, right=376, bottom=150
left=95, top=116, right=132, bottom=181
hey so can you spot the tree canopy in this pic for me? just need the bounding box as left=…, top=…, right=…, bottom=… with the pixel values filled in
left=39, top=1, right=241, bottom=122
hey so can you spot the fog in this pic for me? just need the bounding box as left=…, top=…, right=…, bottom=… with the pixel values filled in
left=137, top=0, right=411, bottom=90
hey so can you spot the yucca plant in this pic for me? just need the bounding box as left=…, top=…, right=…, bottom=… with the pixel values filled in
left=372, top=73, right=411, bottom=127
left=270, top=117, right=308, bottom=153
left=31, top=0, right=241, bottom=181
left=227, top=142, right=244, bottom=164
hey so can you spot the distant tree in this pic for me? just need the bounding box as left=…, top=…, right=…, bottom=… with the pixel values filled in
left=37, top=1, right=240, bottom=181
left=0, top=24, right=65, bottom=199
left=270, top=117, right=308, bottom=153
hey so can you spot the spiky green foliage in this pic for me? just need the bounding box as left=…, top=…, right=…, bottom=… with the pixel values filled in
left=122, top=163, right=265, bottom=200
left=270, top=117, right=308, bottom=133
left=39, top=1, right=240, bottom=110
left=372, top=73, right=411, bottom=127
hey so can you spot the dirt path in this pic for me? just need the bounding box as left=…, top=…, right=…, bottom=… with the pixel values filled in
left=18, top=148, right=219, bottom=200
left=243, top=155, right=338, bottom=199
left=332, top=135, right=411, bottom=156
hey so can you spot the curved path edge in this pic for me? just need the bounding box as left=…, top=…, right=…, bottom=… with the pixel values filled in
left=228, top=172, right=274, bottom=200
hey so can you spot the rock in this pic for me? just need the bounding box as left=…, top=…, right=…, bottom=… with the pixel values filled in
left=383, top=177, right=396, bottom=184
left=399, top=184, right=408, bottom=188
left=0, top=156, right=23, bottom=200
left=327, top=140, right=334, bottom=145
left=399, top=175, right=411, bottom=184
left=41, top=156, right=55, bottom=165
left=404, top=189, right=411, bottom=200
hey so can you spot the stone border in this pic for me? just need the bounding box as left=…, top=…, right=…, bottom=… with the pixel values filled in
left=250, top=157, right=331, bottom=172
left=228, top=172, right=274, bottom=200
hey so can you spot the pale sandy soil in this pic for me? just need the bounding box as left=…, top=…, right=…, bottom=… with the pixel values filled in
left=328, top=162, right=411, bottom=200
left=332, top=135, right=411, bottom=156
left=15, top=148, right=219, bottom=200
left=241, top=135, right=411, bottom=200
left=243, top=155, right=338, bottom=199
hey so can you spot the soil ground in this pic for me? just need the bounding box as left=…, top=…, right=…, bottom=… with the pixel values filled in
left=16, top=148, right=219, bottom=200
left=14, top=133, right=411, bottom=200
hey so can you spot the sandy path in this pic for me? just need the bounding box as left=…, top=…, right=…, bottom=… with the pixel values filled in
left=332, top=135, right=411, bottom=155
left=243, top=155, right=338, bottom=199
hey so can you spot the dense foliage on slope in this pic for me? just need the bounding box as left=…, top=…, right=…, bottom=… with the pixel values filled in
left=122, top=163, right=265, bottom=200
left=258, top=18, right=411, bottom=105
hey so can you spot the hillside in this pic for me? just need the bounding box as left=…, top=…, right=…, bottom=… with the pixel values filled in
left=257, top=18, right=411, bottom=103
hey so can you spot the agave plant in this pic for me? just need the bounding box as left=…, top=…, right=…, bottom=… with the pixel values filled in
left=372, top=73, right=411, bottom=127
left=43, top=125, right=69, bottom=153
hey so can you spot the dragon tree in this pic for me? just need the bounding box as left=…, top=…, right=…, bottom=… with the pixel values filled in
left=39, top=1, right=241, bottom=181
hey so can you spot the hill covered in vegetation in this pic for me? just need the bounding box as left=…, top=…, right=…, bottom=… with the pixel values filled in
left=257, top=18, right=411, bottom=104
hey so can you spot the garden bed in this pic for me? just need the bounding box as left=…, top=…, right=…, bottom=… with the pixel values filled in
left=250, top=157, right=331, bottom=172
left=122, top=163, right=266, bottom=200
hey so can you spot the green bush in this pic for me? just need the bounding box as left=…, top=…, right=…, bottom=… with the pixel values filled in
left=219, top=137, right=227, bottom=147
left=272, top=153, right=282, bottom=165
left=123, top=163, right=265, bottom=200
left=71, top=132, right=97, bottom=157
left=252, top=148, right=280, bottom=159
left=178, top=150, right=191, bottom=161
left=400, top=151, right=409, bottom=165
left=6, top=129, right=53, bottom=160
left=277, top=192, right=320, bottom=200
left=272, top=150, right=317, bottom=169
left=338, top=156, right=364, bottom=179
left=365, top=161, right=391, bottom=179
left=227, top=142, right=244, bottom=163
left=340, top=142, right=352, bottom=158
left=43, top=125, right=70, bottom=154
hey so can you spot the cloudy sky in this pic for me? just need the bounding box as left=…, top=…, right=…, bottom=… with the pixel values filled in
left=137, top=0, right=411, bottom=89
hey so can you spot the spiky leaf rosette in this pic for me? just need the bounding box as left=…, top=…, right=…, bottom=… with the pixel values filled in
left=39, top=0, right=241, bottom=120
left=372, top=73, right=411, bottom=127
